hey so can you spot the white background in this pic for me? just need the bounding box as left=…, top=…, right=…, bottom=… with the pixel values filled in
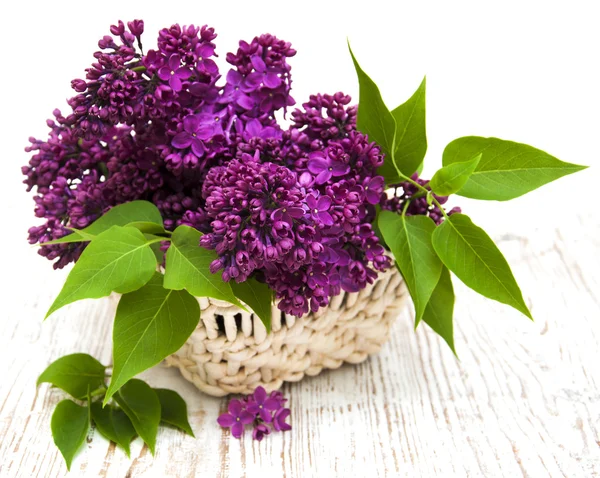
left=3, top=0, right=599, bottom=289
left=1, top=0, right=599, bottom=476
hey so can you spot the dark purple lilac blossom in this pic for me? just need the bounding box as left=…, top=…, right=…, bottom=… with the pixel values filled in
left=23, top=20, right=459, bottom=315
left=267, top=390, right=287, bottom=408
left=226, top=34, right=296, bottom=119
left=364, top=176, right=385, bottom=205
left=307, top=151, right=350, bottom=185
left=217, top=386, right=291, bottom=440
left=273, top=408, right=291, bottom=432
left=306, top=194, right=333, bottom=226
left=172, top=115, right=211, bottom=155
left=248, top=55, right=282, bottom=89
left=221, top=69, right=255, bottom=109
left=217, top=399, right=255, bottom=438
left=157, top=54, right=192, bottom=91
left=245, top=386, right=280, bottom=423
left=252, top=423, right=271, bottom=441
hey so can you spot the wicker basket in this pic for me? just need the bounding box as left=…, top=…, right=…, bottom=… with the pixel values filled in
left=164, top=268, right=407, bottom=397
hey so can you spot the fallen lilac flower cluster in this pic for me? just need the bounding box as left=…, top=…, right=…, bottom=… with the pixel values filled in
left=217, top=386, right=290, bottom=440
left=23, top=19, right=457, bottom=316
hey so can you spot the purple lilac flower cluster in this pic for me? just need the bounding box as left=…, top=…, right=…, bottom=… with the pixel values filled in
left=23, top=20, right=295, bottom=269
left=199, top=93, right=392, bottom=315
left=23, top=20, right=457, bottom=315
left=217, top=386, right=290, bottom=440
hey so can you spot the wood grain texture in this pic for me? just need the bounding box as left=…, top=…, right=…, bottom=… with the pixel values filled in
left=1, top=209, right=599, bottom=477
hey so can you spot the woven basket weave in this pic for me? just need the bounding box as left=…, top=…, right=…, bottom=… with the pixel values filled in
left=164, top=268, right=407, bottom=397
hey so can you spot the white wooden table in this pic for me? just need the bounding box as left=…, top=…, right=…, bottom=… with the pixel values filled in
left=2, top=187, right=599, bottom=477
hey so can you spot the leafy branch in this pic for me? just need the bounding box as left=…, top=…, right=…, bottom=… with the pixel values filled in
left=349, top=43, right=586, bottom=353
left=40, top=201, right=271, bottom=423
left=38, top=353, right=193, bottom=470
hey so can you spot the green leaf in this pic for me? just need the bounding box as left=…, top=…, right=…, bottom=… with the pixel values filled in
left=37, top=353, right=106, bottom=400
left=154, top=389, right=194, bottom=437
left=429, top=153, right=482, bottom=196
left=90, top=403, right=136, bottom=456
left=164, top=225, right=246, bottom=309
left=421, top=267, right=456, bottom=354
left=45, top=226, right=159, bottom=318
left=432, top=214, right=532, bottom=319
left=231, top=278, right=273, bottom=332
left=378, top=211, right=443, bottom=325
left=348, top=43, right=396, bottom=166
left=123, top=221, right=166, bottom=235
left=149, top=241, right=165, bottom=263
left=105, top=274, right=200, bottom=404
left=51, top=400, right=89, bottom=471
left=41, top=201, right=164, bottom=245
left=386, top=77, right=427, bottom=181
left=87, top=386, right=92, bottom=422
left=113, top=379, right=161, bottom=456
left=443, top=137, right=587, bottom=201
left=84, top=201, right=163, bottom=234
left=39, top=229, right=94, bottom=246
left=110, top=408, right=137, bottom=455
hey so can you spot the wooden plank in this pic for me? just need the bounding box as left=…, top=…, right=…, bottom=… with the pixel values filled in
left=2, top=211, right=599, bottom=477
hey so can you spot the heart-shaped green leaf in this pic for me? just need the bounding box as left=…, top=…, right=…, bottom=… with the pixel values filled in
left=231, top=278, right=273, bottom=332
left=164, top=225, right=245, bottom=309
left=51, top=400, right=90, bottom=471
left=432, top=214, right=532, bottom=319
left=378, top=211, right=443, bottom=325
left=113, top=379, right=161, bottom=455
left=154, top=388, right=194, bottom=437
left=429, top=154, right=481, bottom=196
left=39, top=228, right=95, bottom=245
left=421, top=267, right=456, bottom=354
left=387, top=76, right=427, bottom=181
left=90, top=403, right=136, bottom=456
left=37, top=353, right=106, bottom=400
left=105, top=273, right=200, bottom=404
left=443, top=137, right=587, bottom=201
left=125, top=221, right=166, bottom=235
left=46, top=226, right=159, bottom=318
left=348, top=43, right=396, bottom=171
left=41, top=201, right=164, bottom=245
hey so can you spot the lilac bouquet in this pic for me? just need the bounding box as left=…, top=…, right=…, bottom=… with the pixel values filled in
left=26, top=19, right=585, bottom=469
left=24, top=20, right=401, bottom=317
